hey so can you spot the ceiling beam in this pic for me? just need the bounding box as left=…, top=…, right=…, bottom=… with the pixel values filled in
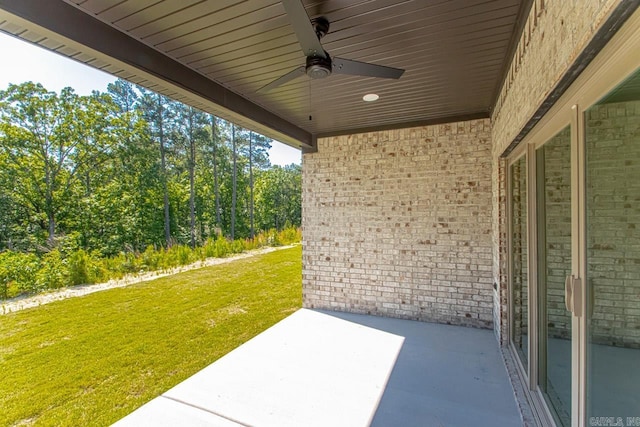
left=0, top=0, right=315, bottom=151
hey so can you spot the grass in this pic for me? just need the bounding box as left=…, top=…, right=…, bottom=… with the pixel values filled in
left=0, top=246, right=302, bottom=426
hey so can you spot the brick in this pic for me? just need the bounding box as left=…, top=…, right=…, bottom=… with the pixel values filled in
left=302, top=119, right=493, bottom=328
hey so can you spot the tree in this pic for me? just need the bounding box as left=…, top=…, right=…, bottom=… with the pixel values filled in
left=195, top=114, right=226, bottom=239
left=0, top=80, right=302, bottom=256
left=0, top=149, right=33, bottom=251
left=139, top=90, right=172, bottom=247
left=254, top=164, right=301, bottom=231
left=210, top=115, right=222, bottom=227
left=99, top=79, right=162, bottom=253
left=245, top=132, right=271, bottom=239
left=231, top=124, right=238, bottom=240
left=0, top=83, right=118, bottom=246
left=107, top=79, right=138, bottom=116
left=249, top=132, right=254, bottom=239
left=173, top=103, right=208, bottom=247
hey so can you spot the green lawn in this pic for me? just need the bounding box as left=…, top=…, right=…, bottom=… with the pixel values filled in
left=0, top=246, right=302, bottom=426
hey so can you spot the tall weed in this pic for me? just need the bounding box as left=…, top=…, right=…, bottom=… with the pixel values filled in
left=0, top=227, right=301, bottom=299
left=68, top=250, right=104, bottom=286
left=0, top=251, right=40, bottom=297
left=35, top=250, right=68, bottom=290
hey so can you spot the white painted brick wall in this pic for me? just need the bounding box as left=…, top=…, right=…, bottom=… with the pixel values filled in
left=302, top=120, right=494, bottom=328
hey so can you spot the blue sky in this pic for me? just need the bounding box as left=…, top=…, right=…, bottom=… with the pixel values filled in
left=0, top=32, right=301, bottom=167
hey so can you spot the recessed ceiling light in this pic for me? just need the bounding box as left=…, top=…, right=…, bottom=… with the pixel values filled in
left=363, top=93, right=379, bottom=102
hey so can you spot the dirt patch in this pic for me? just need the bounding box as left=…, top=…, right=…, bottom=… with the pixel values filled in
left=12, top=417, right=38, bottom=427
left=225, top=304, right=247, bottom=315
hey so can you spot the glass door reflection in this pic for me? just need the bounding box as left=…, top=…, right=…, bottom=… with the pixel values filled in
left=536, top=126, right=572, bottom=426
left=511, top=156, right=529, bottom=371
left=584, top=68, right=640, bottom=422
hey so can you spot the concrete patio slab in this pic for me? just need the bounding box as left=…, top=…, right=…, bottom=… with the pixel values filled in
left=324, top=311, right=523, bottom=427
left=115, top=309, right=522, bottom=427
left=115, top=309, right=404, bottom=427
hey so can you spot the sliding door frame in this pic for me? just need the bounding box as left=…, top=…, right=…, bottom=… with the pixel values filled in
left=507, top=144, right=528, bottom=386
left=505, top=8, right=640, bottom=427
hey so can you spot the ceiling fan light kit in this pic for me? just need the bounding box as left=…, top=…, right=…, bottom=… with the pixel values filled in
left=257, top=0, right=405, bottom=93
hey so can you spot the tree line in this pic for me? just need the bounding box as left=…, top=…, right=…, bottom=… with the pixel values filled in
left=0, top=79, right=301, bottom=258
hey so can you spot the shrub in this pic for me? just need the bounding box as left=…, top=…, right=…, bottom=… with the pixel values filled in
left=231, top=239, right=246, bottom=254
left=101, top=256, right=126, bottom=280
left=0, top=227, right=302, bottom=299
left=202, top=238, right=217, bottom=258
left=141, top=245, right=161, bottom=271
left=0, top=251, right=40, bottom=297
left=35, top=250, right=69, bottom=290
left=175, top=245, right=192, bottom=266
left=117, top=252, right=141, bottom=275
left=162, top=244, right=193, bottom=268
left=213, top=237, right=230, bottom=258
left=0, top=252, right=13, bottom=299
left=68, top=250, right=90, bottom=286
left=68, top=250, right=104, bottom=286
left=278, top=226, right=301, bottom=245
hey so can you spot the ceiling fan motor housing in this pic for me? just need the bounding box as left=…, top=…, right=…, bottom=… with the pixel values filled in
left=256, top=5, right=404, bottom=92
left=306, top=52, right=332, bottom=79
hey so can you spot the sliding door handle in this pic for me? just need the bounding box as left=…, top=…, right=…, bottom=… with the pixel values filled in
left=565, top=275, right=573, bottom=312
left=565, top=275, right=583, bottom=317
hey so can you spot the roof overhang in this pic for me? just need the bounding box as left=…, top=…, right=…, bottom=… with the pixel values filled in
left=0, top=0, right=535, bottom=152
left=0, top=0, right=316, bottom=151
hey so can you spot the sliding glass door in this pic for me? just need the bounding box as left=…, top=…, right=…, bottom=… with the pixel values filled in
left=584, top=68, right=640, bottom=423
left=507, top=17, right=640, bottom=424
left=536, top=127, right=572, bottom=426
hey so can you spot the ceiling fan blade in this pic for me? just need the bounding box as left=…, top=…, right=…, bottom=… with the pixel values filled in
left=281, top=0, right=326, bottom=58
left=257, top=66, right=306, bottom=93
left=333, top=57, right=405, bottom=79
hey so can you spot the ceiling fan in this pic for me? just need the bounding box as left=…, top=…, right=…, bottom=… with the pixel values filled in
left=257, top=0, right=405, bottom=93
